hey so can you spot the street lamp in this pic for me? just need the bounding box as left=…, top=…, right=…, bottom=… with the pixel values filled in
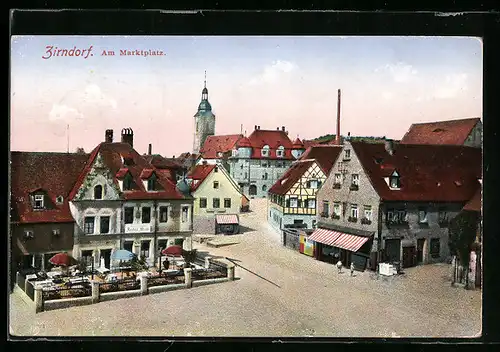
left=158, top=247, right=163, bottom=276
left=91, top=255, right=94, bottom=280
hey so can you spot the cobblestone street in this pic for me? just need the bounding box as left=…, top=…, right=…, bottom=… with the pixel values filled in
left=9, top=199, right=481, bottom=338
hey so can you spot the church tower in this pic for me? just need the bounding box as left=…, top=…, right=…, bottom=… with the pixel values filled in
left=193, top=71, right=216, bottom=154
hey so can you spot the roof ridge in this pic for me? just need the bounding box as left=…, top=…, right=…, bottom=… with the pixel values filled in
left=411, top=117, right=480, bottom=125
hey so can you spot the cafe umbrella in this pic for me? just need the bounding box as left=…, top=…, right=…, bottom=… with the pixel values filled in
left=161, top=245, right=184, bottom=269
left=49, top=252, right=78, bottom=275
left=111, top=249, right=136, bottom=278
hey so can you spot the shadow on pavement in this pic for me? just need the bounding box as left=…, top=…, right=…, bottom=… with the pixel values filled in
left=225, top=257, right=281, bottom=288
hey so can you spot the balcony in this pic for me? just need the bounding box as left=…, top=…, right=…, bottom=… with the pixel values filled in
left=124, top=223, right=152, bottom=234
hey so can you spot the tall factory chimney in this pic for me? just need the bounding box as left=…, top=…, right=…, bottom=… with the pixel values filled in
left=336, top=89, right=341, bottom=145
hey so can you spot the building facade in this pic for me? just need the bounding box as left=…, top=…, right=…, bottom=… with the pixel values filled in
left=69, top=129, right=194, bottom=270
left=10, top=152, right=89, bottom=274
left=314, top=140, right=481, bottom=271
left=187, top=164, right=249, bottom=233
left=267, top=145, right=342, bottom=233
left=199, top=126, right=307, bottom=198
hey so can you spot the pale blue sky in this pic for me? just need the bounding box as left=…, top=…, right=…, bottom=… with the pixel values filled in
left=11, top=36, right=482, bottom=155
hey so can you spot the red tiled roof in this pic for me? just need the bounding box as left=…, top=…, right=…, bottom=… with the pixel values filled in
left=247, top=129, right=294, bottom=159
left=10, top=152, right=89, bottom=224
left=236, top=136, right=252, bottom=148
left=200, top=135, right=242, bottom=159
left=463, top=188, right=481, bottom=212
left=186, top=164, right=216, bottom=192
left=140, top=168, right=155, bottom=179
left=268, top=160, right=315, bottom=195
left=400, top=117, right=480, bottom=146
left=69, top=142, right=188, bottom=201
left=351, top=142, right=482, bottom=202
left=299, top=145, right=342, bottom=174
left=146, top=155, right=185, bottom=169
left=292, top=138, right=304, bottom=148
left=115, top=168, right=129, bottom=179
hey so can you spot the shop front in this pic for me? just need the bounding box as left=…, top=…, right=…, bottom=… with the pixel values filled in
left=309, top=227, right=374, bottom=271
left=215, top=214, right=240, bottom=235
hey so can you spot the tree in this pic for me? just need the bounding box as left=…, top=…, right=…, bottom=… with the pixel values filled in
left=75, top=147, right=86, bottom=154
left=448, top=210, right=479, bottom=286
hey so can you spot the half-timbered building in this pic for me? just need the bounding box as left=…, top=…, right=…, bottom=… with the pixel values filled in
left=267, top=145, right=342, bottom=232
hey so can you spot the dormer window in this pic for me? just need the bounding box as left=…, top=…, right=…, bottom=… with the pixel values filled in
left=276, top=146, right=285, bottom=158
left=261, top=145, right=270, bottom=157
left=147, top=174, right=157, bottom=191
left=94, top=185, right=103, bottom=200
left=214, top=166, right=219, bottom=173
left=56, top=196, right=64, bottom=204
left=33, top=194, right=44, bottom=209
left=389, top=170, right=401, bottom=189
left=123, top=174, right=133, bottom=191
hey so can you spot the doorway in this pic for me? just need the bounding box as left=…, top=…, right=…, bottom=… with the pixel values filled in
left=402, top=246, right=416, bottom=268
left=417, top=238, right=426, bottom=264
left=384, top=239, right=401, bottom=263
left=101, top=249, right=112, bottom=269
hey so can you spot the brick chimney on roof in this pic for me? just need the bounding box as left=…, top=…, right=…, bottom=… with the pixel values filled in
left=148, top=143, right=152, bottom=155
left=105, top=129, right=113, bottom=143
left=121, top=128, right=134, bottom=148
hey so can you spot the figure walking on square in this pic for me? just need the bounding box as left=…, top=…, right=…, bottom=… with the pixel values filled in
left=350, top=262, right=355, bottom=277
left=336, top=259, right=343, bottom=274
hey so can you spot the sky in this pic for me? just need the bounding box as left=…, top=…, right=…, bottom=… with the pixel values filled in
left=10, top=36, right=482, bottom=156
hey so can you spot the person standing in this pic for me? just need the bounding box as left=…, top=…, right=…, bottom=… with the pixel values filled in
left=336, top=259, right=343, bottom=274
left=350, top=262, right=355, bottom=277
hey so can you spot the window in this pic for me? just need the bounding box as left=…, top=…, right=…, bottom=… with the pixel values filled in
left=157, top=239, right=168, bottom=253
left=249, top=185, right=257, bottom=195
left=309, top=180, right=318, bottom=189
left=389, top=170, right=400, bottom=189
left=159, top=206, right=168, bottom=223
left=333, top=202, right=341, bottom=216
left=262, top=185, right=267, bottom=191
left=181, top=206, right=189, bottom=222
left=213, top=198, right=220, bottom=208
left=351, top=174, right=359, bottom=186
left=312, top=220, right=317, bottom=228
left=94, top=185, right=103, bottom=199
left=307, top=199, right=316, bottom=209
left=124, top=207, right=134, bottom=224
left=261, top=160, right=268, bottom=167
left=52, top=228, right=60, bottom=236
left=141, top=207, right=151, bottom=224
left=55, top=196, right=64, bottom=204
left=322, top=200, right=330, bottom=216
left=147, top=176, right=156, bottom=191
left=289, top=197, right=298, bottom=208
left=386, top=209, right=408, bottom=224
left=277, top=146, right=285, bottom=158
left=334, top=173, right=342, bottom=185
left=199, top=198, right=207, bottom=209
left=84, top=217, right=95, bottom=234
left=344, top=149, right=351, bottom=160
left=244, top=172, right=248, bottom=179
left=418, top=208, right=428, bottom=223
left=214, top=166, right=219, bottom=173
left=263, top=173, right=268, bottom=180
left=81, top=250, right=93, bottom=266
left=438, top=207, right=448, bottom=224
left=350, top=204, right=358, bottom=219
left=33, top=194, right=44, bottom=209
left=224, top=198, right=232, bottom=208
left=261, top=145, right=270, bottom=157
left=123, top=174, right=133, bottom=190
left=213, top=181, right=219, bottom=189
left=364, top=205, right=372, bottom=221
left=140, top=241, right=150, bottom=258
left=100, top=216, right=110, bottom=234
left=430, top=238, right=440, bottom=258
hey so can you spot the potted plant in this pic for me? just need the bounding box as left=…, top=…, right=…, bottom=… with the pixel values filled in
left=333, top=183, right=341, bottom=189
left=348, top=216, right=358, bottom=223
left=349, top=184, right=359, bottom=191
left=361, top=217, right=372, bottom=225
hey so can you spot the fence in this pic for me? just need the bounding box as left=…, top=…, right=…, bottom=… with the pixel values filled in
left=191, top=268, right=226, bottom=281
left=99, top=278, right=140, bottom=294
left=42, top=284, right=92, bottom=301
left=208, top=260, right=228, bottom=277
left=147, top=273, right=185, bottom=288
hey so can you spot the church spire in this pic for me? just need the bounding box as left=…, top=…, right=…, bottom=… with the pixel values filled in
left=201, top=71, right=208, bottom=100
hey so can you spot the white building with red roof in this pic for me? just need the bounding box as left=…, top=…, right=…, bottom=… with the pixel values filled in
left=199, top=125, right=306, bottom=198
left=68, top=128, right=194, bottom=270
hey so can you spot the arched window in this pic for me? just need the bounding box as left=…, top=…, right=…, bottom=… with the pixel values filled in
left=249, top=185, right=257, bottom=195
left=261, top=145, right=270, bottom=157
left=94, top=185, right=103, bottom=200
left=276, top=145, right=285, bottom=158
left=262, top=185, right=267, bottom=191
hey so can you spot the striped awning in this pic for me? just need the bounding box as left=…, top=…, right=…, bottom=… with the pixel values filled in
left=216, top=214, right=239, bottom=225
left=333, top=233, right=370, bottom=252
left=308, top=228, right=343, bottom=246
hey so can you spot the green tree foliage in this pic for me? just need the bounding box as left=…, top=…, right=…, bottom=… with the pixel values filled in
left=448, top=210, right=479, bottom=266
left=125, top=256, right=148, bottom=272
